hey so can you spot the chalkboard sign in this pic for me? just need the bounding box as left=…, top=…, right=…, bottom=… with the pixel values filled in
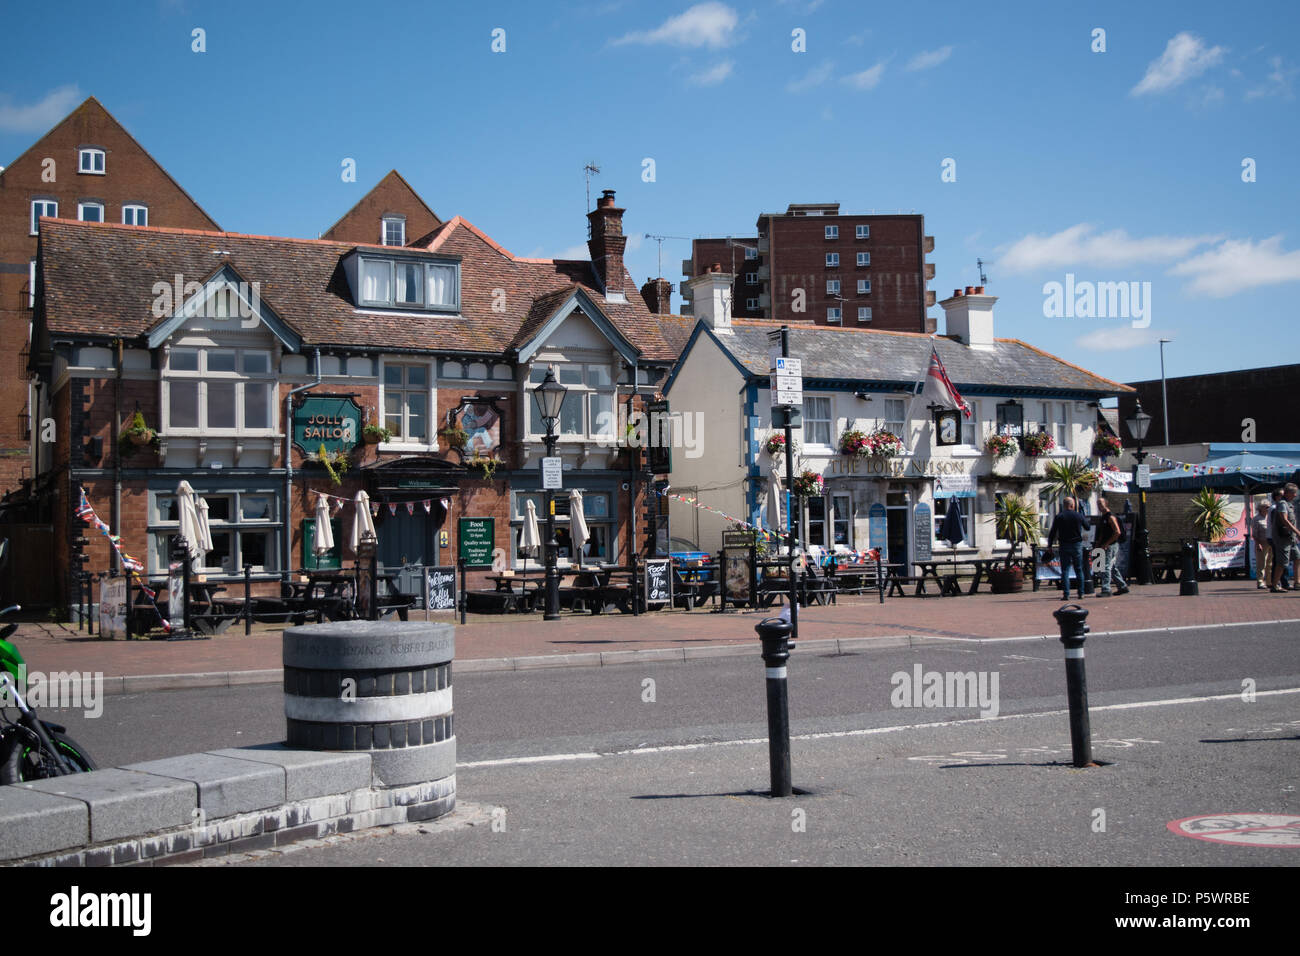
left=425, top=566, right=456, bottom=611
left=913, top=503, right=932, bottom=562
left=458, top=517, right=494, bottom=567
left=644, top=558, right=672, bottom=606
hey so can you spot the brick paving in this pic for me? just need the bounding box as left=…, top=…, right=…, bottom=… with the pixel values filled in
left=11, top=580, right=1299, bottom=681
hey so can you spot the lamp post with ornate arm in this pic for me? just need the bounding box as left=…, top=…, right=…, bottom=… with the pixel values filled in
left=1125, top=399, right=1154, bottom=586
left=532, top=366, right=568, bottom=620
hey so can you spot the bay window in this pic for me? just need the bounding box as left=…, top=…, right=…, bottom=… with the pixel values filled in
left=164, top=347, right=276, bottom=433
left=149, top=489, right=280, bottom=575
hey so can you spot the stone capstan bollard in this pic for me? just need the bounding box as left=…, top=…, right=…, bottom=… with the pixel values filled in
left=282, top=620, right=455, bottom=813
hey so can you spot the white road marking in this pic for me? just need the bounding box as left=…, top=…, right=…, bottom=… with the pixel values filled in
left=457, top=687, right=1300, bottom=769
left=925, top=618, right=1300, bottom=644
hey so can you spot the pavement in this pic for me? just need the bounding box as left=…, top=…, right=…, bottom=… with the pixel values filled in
left=11, top=579, right=1300, bottom=690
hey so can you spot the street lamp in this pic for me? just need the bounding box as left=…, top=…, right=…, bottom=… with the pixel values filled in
left=532, top=366, right=567, bottom=620
left=1125, top=399, right=1154, bottom=586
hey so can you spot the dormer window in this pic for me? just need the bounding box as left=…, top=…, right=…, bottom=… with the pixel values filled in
left=349, top=252, right=459, bottom=312
left=79, top=148, right=105, bottom=175
left=382, top=216, right=405, bottom=246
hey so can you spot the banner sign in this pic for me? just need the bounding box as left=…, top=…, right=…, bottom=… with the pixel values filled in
left=934, top=473, right=976, bottom=498
left=1034, top=547, right=1084, bottom=583
left=1198, top=540, right=1246, bottom=571
left=869, top=502, right=886, bottom=553
left=293, top=396, right=361, bottom=456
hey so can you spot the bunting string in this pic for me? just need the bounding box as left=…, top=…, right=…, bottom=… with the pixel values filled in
left=76, top=487, right=171, bottom=633
left=1146, top=454, right=1300, bottom=477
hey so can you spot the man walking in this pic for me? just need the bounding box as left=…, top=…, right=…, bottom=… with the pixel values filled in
left=1269, top=483, right=1300, bottom=593
left=1048, top=496, right=1087, bottom=600
left=1095, top=497, right=1129, bottom=596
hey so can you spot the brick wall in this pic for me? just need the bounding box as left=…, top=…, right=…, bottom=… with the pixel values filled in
left=0, top=97, right=218, bottom=496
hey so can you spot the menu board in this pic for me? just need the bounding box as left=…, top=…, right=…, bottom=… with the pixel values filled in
left=644, top=558, right=672, bottom=606
left=426, top=566, right=456, bottom=610
left=458, top=517, right=495, bottom=566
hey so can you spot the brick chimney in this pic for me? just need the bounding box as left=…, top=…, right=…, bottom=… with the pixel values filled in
left=640, top=277, right=673, bottom=315
left=686, top=263, right=734, bottom=334
left=587, top=189, right=627, bottom=303
left=939, top=285, right=997, bottom=349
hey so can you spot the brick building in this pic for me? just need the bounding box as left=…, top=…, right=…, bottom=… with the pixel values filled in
left=0, top=96, right=219, bottom=499
left=1118, top=363, right=1300, bottom=448
left=320, top=170, right=442, bottom=246
left=681, top=203, right=935, bottom=332
left=27, top=188, right=675, bottom=613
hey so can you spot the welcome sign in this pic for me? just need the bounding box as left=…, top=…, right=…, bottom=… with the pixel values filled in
left=293, top=396, right=361, bottom=456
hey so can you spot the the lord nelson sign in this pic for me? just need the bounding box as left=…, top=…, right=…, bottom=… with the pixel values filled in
left=293, top=396, right=361, bottom=456
left=826, top=457, right=970, bottom=477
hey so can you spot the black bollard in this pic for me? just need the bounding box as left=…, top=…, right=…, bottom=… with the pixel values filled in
left=1180, top=539, right=1199, bottom=596
left=1053, top=603, right=1093, bottom=768
left=244, top=564, right=253, bottom=635
left=458, top=556, right=467, bottom=626
left=755, top=616, right=795, bottom=797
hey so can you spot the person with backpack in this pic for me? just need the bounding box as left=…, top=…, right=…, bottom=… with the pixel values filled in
left=1095, top=497, right=1130, bottom=597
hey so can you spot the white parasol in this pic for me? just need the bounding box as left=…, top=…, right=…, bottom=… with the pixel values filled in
left=765, top=466, right=785, bottom=551
left=570, top=490, right=589, bottom=566
left=351, top=490, right=377, bottom=552
left=176, top=481, right=203, bottom=559
left=314, top=493, right=335, bottom=556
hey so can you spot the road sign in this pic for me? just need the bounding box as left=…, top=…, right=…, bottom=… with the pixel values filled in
left=542, top=456, right=563, bottom=490
left=1167, top=813, right=1300, bottom=847
left=773, top=356, right=801, bottom=375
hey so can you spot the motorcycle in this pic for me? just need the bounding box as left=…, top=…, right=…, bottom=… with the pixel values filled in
left=0, top=605, right=99, bottom=783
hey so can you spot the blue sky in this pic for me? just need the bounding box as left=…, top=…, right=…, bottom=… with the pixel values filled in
left=2, top=0, right=1297, bottom=387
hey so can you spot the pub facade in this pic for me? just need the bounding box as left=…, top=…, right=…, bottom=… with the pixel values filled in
left=664, top=279, right=1134, bottom=564
left=27, top=188, right=675, bottom=611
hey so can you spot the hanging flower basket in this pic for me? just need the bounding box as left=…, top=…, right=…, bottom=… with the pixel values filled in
left=1091, top=433, right=1122, bottom=459
left=764, top=433, right=795, bottom=457
left=363, top=423, right=393, bottom=444
left=792, top=469, right=824, bottom=498
left=1023, top=431, right=1057, bottom=458
left=840, top=428, right=904, bottom=459
left=984, top=433, right=1018, bottom=460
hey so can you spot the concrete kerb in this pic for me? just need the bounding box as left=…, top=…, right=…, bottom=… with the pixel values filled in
left=67, top=618, right=1300, bottom=693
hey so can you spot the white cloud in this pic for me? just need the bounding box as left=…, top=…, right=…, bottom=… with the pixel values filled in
left=842, top=62, right=886, bottom=90
left=1074, top=327, right=1170, bottom=352
left=906, top=45, right=953, bottom=71
left=843, top=31, right=870, bottom=46
left=0, top=85, right=82, bottom=134
left=998, top=224, right=1219, bottom=274
left=787, top=60, right=835, bottom=93
left=1169, top=235, right=1300, bottom=297
left=1131, top=32, right=1226, bottom=95
left=1245, top=55, right=1297, bottom=100
left=552, top=243, right=591, bottom=260
left=688, top=60, right=733, bottom=85
left=612, top=2, right=739, bottom=49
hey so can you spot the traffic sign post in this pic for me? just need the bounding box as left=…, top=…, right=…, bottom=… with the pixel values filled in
left=768, top=327, right=801, bottom=645
left=541, top=456, right=563, bottom=490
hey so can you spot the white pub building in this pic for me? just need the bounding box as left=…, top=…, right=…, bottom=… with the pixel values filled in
left=663, top=277, right=1132, bottom=565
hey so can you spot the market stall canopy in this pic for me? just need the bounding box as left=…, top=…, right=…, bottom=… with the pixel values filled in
left=1147, top=450, right=1300, bottom=493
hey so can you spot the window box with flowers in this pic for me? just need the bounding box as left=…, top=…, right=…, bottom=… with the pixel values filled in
left=984, top=433, right=1018, bottom=460
left=792, top=469, right=824, bottom=498
left=1023, top=431, right=1057, bottom=458
left=1091, top=433, right=1122, bottom=459
left=840, top=427, right=904, bottom=459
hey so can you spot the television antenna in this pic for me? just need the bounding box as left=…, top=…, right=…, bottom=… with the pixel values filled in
left=583, top=162, right=601, bottom=212
left=977, top=257, right=988, bottom=285
left=644, top=233, right=692, bottom=278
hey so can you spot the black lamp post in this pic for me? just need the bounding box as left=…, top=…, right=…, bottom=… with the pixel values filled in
left=532, top=366, right=567, bottom=620
left=1125, top=399, right=1154, bottom=586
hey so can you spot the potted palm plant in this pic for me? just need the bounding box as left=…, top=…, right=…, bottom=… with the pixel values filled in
left=1043, top=457, right=1100, bottom=502
left=1188, top=488, right=1229, bottom=542
left=989, top=494, right=1039, bottom=592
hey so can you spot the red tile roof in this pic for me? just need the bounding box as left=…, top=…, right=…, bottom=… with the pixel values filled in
left=37, top=218, right=676, bottom=361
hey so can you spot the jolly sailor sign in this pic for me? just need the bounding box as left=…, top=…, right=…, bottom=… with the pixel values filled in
left=292, top=396, right=362, bottom=456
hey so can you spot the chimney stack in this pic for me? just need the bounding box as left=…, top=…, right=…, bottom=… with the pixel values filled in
left=939, top=286, right=997, bottom=349
left=640, top=277, right=673, bottom=315
left=686, top=267, right=734, bottom=334
left=587, top=188, right=627, bottom=302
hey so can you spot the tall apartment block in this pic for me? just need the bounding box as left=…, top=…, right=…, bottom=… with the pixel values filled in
left=681, top=203, right=935, bottom=333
